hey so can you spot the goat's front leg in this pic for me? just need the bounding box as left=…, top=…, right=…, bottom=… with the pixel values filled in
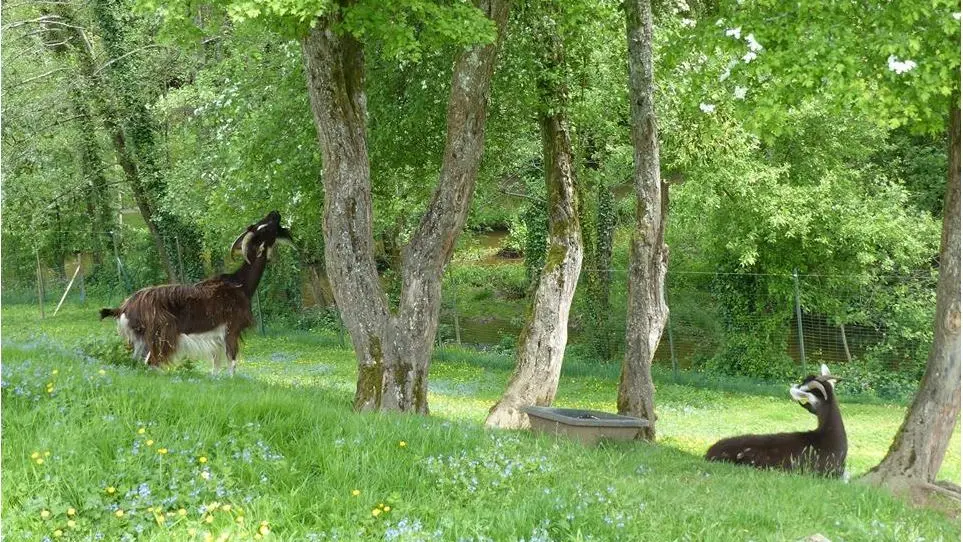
left=226, top=331, right=240, bottom=377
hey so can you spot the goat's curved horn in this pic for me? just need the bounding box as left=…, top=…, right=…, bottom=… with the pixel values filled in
left=230, top=229, right=255, bottom=263
left=803, top=379, right=829, bottom=401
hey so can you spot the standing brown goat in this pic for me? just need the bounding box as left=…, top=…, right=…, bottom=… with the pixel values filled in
left=705, top=364, right=847, bottom=477
left=100, top=211, right=293, bottom=374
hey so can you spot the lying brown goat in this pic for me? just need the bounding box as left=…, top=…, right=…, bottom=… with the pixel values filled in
left=705, top=364, right=847, bottom=477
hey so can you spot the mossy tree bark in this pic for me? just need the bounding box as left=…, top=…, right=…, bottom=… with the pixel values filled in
left=862, top=103, right=961, bottom=496
left=301, top=0, right=510, bottom=413
left=486, top=89, right=583, bottom=427
left=617, top=0, right=668, bottom=440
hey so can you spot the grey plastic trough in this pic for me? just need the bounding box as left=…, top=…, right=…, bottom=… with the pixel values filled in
left=522, top=406, right=650, bottom=445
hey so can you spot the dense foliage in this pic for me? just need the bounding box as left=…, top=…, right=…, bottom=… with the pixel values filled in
left=1, top=0, right=955, bottom=388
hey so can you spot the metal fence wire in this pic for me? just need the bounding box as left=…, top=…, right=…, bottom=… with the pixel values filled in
left=6, top=249, right=937, bottom=382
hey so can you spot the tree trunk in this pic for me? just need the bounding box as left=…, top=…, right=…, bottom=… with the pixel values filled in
left=617, top=0, right=668, bottom=440
left=486, top=112, right=583, bottom=429
left=301, top=0, right=509, bottom=413
left=91, top=0, right=187, bottom=284
left=862, top=103, right=961, bottom=491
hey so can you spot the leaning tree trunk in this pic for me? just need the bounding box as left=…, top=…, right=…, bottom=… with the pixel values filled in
left=485, top=112, right=583, bottom=429
left=301, top=0, right=510, bottom=413
left=617, top=0, right=668, bottom=440
left=862, top=103, right=961, bottom=496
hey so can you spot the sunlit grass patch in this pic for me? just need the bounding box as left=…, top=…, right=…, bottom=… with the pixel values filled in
left=2, top=302, right=959, bottom=540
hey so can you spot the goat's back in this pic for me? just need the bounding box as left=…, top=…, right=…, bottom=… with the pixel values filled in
left=118, top=281, right=254, bottom=335
left=705, top=430, right=845, bottom=477
left=706, top=431, right=815, bottom=470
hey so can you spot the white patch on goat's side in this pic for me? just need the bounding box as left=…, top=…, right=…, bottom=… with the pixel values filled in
left=790, top=385, right=819, bottom=405
left=175, top=325, right=227, bottom=363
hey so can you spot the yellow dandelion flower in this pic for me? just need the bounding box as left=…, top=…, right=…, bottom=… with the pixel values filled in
left=260, top=520, right=268, bottom=526
left=66, top=520, right=76, bottom=528
left=383, top=506, right=391, bottom=512
left=147, top=507, right=155, bottom=513
left=188, top=528, right=197, bottom=536
left=115, top=509, right=124, bottom=518
left=40, top=510, right=51, bottom=519
left=178, top=508, right=187, bottom=516
left=254, top=535, right=262, bottom=541
left=31, top=451, right=40, bottom=459
left=204, top=534, right=214, bottom=542
left=351, top=489, right=360, bottom=496
left=52, top=369, right=59, bottom=375
left=137, top=427, right=146, bottom=435
left=155, top=514, right=166, bottom=524
left=35, top=458, right=44, bottom=465
left=217, top=534, right=229, bottom=542
left=98, top=369, right=106, bottom=376
left=236, top=516, right=245, bottom=524
left=258, top=524, right=271, bottom=536
left=198, top=456, right=208, bottom=463
left=399, top=441, right=407, bottom=447
left=44, top=451, right=50, bottom=457
left=146, top=440, right=154, bottom=447
left=158, top=448, right=168, bottom=455
left=53, top=529, right=63, bottom=538
left=204, top=515, right=213, bottom=524
left=106, top=486, right=116, bottom=494
left=371, top=508, right=381, bottom=517
left=221, top=504, right=231, bottom=512
left=378, top=503, right=384, bottom=508
left=209, top=501, right=220, bottom=509
left=66, top=507, right=76, bottom=516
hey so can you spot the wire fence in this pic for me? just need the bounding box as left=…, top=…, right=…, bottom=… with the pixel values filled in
left=4, top=247, right=937, bottom=391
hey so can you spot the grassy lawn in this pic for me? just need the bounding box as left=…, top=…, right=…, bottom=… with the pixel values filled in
left=2, top=303, right=959, bottom=541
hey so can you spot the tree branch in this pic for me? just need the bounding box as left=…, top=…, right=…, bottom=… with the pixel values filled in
left=93, top=44, right=174, bottom=75
left=6, top=67, right=69, bottom=90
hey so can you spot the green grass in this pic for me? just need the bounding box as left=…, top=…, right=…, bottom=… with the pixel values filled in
left=2, top=302, right=960, bottom=541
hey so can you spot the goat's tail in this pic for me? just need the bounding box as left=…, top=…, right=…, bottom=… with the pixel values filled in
left=99, top=307, right=120, bottom=320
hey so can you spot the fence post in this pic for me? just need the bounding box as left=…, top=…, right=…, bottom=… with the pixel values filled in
left=35, top=249, right=45, bottom=319
left=78, top=255, right=87, bottom=305
left=668, top=313, right=678, bottom=382
left=112, top=232, right=126, bottom=293
left=175, top=235, right=186, bottom=283
left=793, top=269, right=807, bottom=373
left=452, top=287, right=462, bottom=346
left=255, top=289, right=266, bottom=335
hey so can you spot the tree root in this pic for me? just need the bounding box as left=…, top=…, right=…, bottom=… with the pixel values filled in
left=860, top=473, right=961, bottom=519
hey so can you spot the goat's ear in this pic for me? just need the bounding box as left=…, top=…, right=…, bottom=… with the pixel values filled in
left=820, top=364, right=831, bottom=377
